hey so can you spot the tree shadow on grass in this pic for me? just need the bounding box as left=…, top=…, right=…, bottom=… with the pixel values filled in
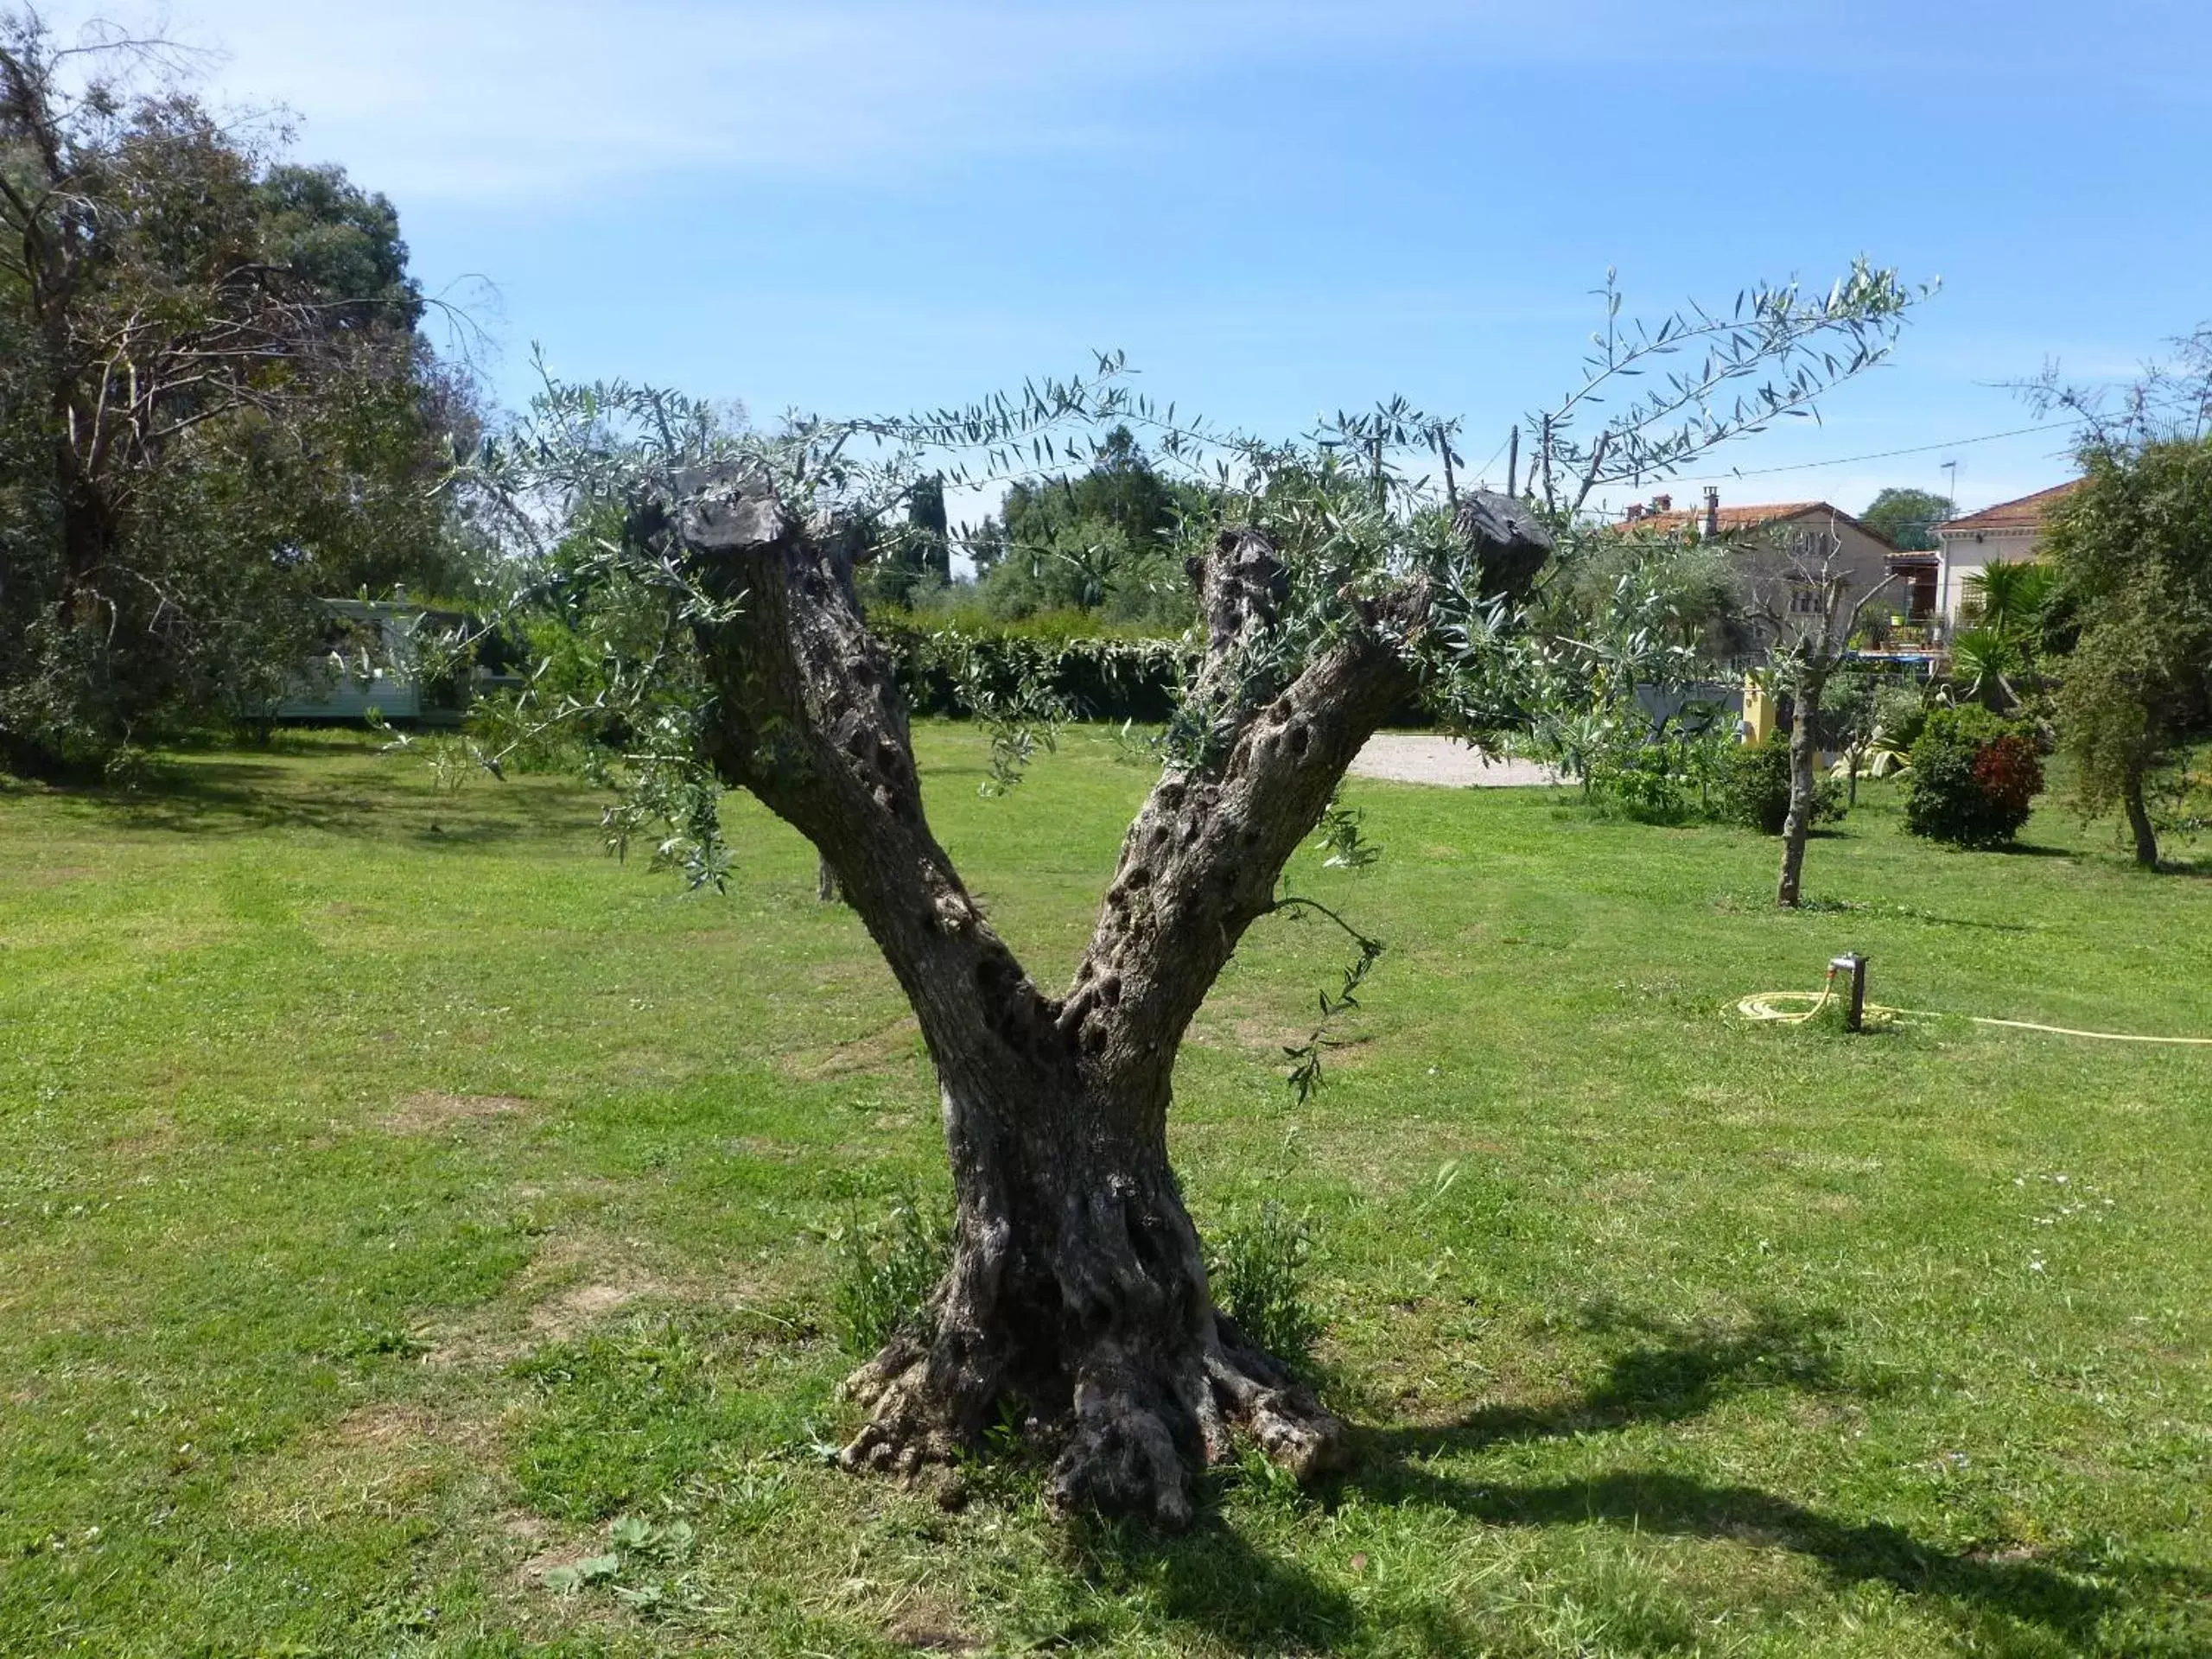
left=1793, top=895, right=2041, bottom=932
left=2145, top=856, right=2212, bottom=880
left=98, top=761, right=565, bottom=846
left=1988, top=840, right=2075, bottom=859
left=1059, top=1307, right=1847, bottom=1654
left=1353, top=1466, right=2153, bottom=1654
left=1068, top=1306, right=2202, bottom=1656
left=1376, top=1302, right=1869, bottom=1451
left=1328, top=1303, right=2199, bottom=1654
left=1061, top=1510, right=1368, bottom=1655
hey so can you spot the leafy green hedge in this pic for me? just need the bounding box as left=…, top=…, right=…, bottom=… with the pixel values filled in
left=869, top=619, right=1192, bottom=722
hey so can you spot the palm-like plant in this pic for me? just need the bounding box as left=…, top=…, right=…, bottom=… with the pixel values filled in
left=1950, top=560, right=2052, bottom=709
left=1948, top=626, right=2029, bottom=709
left=1830, top=719, right=1913, bottom=783
left=1965, top=559, right=2054, bottom=636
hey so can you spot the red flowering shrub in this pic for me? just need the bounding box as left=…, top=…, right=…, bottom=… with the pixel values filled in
left=1970, top=734, right=2045, bottom=818
left=1904, top=709, right=2046, bottom=848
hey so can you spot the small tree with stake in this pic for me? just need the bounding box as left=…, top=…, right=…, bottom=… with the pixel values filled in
left=1745, top=527, right=1895, bottom=908
left=454, top=263, right=1920, bottom=1524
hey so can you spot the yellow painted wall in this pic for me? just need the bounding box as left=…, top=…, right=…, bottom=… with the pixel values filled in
left=1742, top=677, right=1775, bottom=745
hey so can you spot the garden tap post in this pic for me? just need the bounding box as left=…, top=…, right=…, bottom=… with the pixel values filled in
left=1829, top=952, right=1868, bottom=1033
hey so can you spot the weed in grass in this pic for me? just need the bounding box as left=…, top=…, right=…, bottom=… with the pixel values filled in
left=511, top=1320, right=723, bottom=1522
left=1208, top=1200, right=1323, bottom=1364
left=830, top=1186, right=952, bottom=1356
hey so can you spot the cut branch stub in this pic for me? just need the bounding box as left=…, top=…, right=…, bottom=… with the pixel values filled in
left=1189, top=526, right=1289, bottom=658
left=673, top=467, right=792, bottom=552
left=1453, top=488, right=1555, bottom=603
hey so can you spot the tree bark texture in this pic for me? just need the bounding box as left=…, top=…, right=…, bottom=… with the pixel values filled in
left=2123, top=760, right=2159, bottom=869
left=1777, top=676, right=1821, bottom=909
left=658, top=466, right=1468, bottom=1524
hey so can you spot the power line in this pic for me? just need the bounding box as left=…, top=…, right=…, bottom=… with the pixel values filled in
left=1669, top=418, right=2085, bottom=483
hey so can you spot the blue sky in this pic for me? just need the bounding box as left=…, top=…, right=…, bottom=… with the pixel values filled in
left=66, top=0, right=2212, bottom=527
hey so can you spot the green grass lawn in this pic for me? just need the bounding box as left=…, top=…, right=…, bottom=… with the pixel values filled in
left=2, top=726, right=2208, bottom=1657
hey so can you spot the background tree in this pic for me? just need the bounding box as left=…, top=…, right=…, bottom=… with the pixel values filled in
left=1824, top=666, right=1883, bottom=806
left=906, top=473, right=951, bottom=582
left=0, top=9, right=474, bottom=771
left=1510, top=524, right=1743, bottom=818
left=962, top=512, right=1007, bottom=577
left=1745, top=532, right=1895, bottom=906
left=973, top=424, right=1206, bottom=626
left=1859, top=486, right=1953, bottom=550
left=2041, top=435, right=2212, bottom=868
left=456, top=264, right=1920, bottom=1525
left=2025, top=323, right=2212, bottom=451
left=1535, top=516, right=1753, bottom=661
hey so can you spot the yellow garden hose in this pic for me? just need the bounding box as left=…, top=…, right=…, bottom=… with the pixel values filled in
left=1738, top=980, right=2212, bottom=1046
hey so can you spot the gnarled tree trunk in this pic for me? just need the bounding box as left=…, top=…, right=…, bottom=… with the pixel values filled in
left=658, top=467, right=1484, bottom=1524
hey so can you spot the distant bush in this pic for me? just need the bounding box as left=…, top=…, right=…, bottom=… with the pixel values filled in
left=1580, top=726, right=1737, bottom=824
left=1903, top=707, right=2044, bottom=848
left=1718, top=738, right=1845, bottom=835
left=1873, top=683, right=1930, bottom=751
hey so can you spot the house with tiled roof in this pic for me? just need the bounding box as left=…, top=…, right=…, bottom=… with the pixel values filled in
left=1617, top=488, right=1923, bottom=652
left=1936, top=480, right=2083, bottom=623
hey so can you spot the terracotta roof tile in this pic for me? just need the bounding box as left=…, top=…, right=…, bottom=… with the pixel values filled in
left=1941, top=479, right=2082, bottom=532
left=1626, top=501, right=1821, bottom=534
left=1616, top=500, right=1898, bottom=549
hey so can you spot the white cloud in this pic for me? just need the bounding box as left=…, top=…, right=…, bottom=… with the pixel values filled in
left=41, top=0, right=1775, bottom=200
left=32, top=0, right=2199, bottom=207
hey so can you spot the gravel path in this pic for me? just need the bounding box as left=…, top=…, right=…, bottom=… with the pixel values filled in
left=1347, top=733, right=1560, bottom=788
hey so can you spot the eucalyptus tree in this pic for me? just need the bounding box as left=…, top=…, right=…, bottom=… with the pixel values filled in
left=461, top=262, right=1921, bottom=1524
left=0, top=9, right=466, bottom=769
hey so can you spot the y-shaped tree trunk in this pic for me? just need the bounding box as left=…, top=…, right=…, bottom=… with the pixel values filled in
left=662, top=467, right=1451, bottom=1524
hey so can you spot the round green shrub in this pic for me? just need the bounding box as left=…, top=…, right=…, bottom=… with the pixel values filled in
left=1902, top=707, right=2044, bottom=848
left=1719, top=738, right=1845, bottom=835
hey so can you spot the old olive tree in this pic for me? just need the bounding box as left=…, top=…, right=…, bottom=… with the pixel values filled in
left=459, top=264, right=1917, bottom=1523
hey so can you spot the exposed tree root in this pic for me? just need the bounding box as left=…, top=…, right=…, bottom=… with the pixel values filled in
left=837, top=1308, right=1347, bottom=1529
